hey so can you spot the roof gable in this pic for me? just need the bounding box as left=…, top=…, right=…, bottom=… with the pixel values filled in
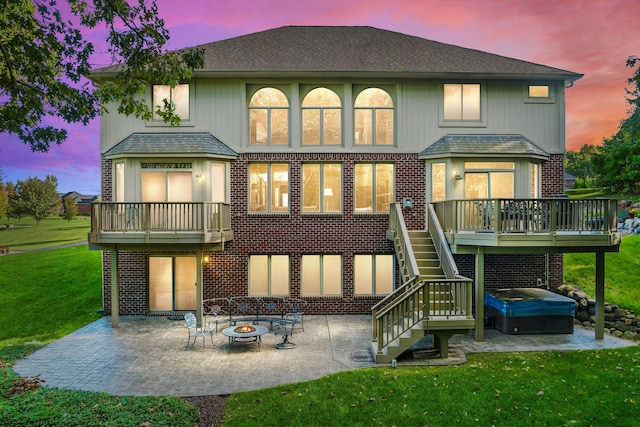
left=93, top=26, right=581, bottom=81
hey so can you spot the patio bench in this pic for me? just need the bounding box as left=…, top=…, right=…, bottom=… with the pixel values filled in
left=218, top=296, right=307, bottom=331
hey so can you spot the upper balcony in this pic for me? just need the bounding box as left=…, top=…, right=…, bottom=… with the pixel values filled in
left=433, top=198, right=621, bottom=254
left=88, top=202, right=233, bottom=248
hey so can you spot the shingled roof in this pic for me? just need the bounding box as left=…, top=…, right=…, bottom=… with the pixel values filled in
left=92, top=26, right=582, bottom=82
left=104, top=133, right=237, bottom=158
left=419, top=134, right=550, bottom=159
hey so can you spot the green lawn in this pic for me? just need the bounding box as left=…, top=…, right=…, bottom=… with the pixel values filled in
left=1, top=219, right=639, bottom=426
left=564, top=234, right=640, bottom=313
left=0, top=217, right=90, bottom=251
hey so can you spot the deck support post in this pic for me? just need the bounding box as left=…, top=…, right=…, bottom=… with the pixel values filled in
left=110, top=247, right=119, bottom=328
left=475, top=247, right=485, bottom=342
left=595, top=251, right=605, bottom=339
left=196, top=248, right=203, bottom=323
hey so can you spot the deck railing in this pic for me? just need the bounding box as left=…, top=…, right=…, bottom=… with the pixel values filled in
left=434, top=198, right=618, bottom=234
left=90, top=202, right=231, bottom=233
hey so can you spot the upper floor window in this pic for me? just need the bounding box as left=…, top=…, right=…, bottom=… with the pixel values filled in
left=443, top=83, right=480, bottom=121
left=354, top=88, right=394, bottom=145
left=354, top=163, right=394, bottom=213
left=114, top=162, right=125, bottom=202
left=249, top=163, right=289, bottom=213
left=302, top=163, right=342, bottom=213
left=302, top=88, right=342, bottom=145
left=152, top=84, right=190, bottom=120
left=249, top=88, right=289, bottom=145
left=525, top=83, right=555, bottom=104
left=528, top=85, right=549, bottom=98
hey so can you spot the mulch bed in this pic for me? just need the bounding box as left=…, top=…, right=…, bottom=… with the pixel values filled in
left=183, top=395, right=228, bottom=427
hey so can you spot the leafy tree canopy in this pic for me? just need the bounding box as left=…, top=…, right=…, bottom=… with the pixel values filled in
left=10, top=175, right=62, bottom=225
left=593, top=56, right=640, bottom=194
left=0, top=0, right=204, bottom=152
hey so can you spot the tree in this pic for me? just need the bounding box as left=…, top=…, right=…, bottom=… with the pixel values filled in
left=0, top=0, right=204, bottom=152
left=0, top=181, right=7, bottom=224
left=565, top=144, right=600, bottom=188
left=62, top=195, right=78, bottom=222
left=4, top=181, right=21, bottom=222
left=11, top=176, right=62, bottom=225
left=593, top=56, right=640, bottom=194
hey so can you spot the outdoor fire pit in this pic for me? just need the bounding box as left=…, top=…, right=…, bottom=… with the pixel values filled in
left=234, top=325, right=256, bottom=334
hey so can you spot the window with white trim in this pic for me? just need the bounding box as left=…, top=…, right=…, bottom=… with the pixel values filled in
left=248, top=255, right=290, bottom=296
left=301, top=254, right=342, bottom=296
left=354, top=254, right=394, bottom=295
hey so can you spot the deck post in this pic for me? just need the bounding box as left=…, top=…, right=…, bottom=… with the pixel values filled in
left=475, top=247, right=485, bottom=341
left=110, top=247, right=119, bottom=328
left=595, top=251, right=605, bottom=339
left=196, top=248, right=203, bottom=323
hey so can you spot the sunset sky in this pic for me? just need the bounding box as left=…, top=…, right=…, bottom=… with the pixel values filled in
left=1, top=0, right=638, bottom=194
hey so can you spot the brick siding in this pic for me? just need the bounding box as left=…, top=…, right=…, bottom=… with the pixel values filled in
left=100, top=152, right=565, bottom=316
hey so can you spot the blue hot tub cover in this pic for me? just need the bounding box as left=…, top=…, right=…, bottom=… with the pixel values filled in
left=484, top=288, right=575, bottom=318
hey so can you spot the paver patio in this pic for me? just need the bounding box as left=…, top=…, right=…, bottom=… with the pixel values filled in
left=14, top=315, right=636, bottom=397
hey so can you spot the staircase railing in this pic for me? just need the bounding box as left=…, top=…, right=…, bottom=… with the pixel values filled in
left=373, top=203, right=473, bottom=354
left=427, top=203, right=458, bottom=278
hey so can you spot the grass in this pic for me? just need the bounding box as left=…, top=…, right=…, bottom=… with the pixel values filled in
left=1, top=216, right=639, bottom=426
left=222, top=348, right=640, bottom=426
left=564, top=234, right=640, bottom=313
left=0, top=217, right=90, bottom=251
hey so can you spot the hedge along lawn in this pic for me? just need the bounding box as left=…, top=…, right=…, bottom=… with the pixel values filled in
left=564, top=234, right=640, bottom=313
left=223, top=348, right=640, bottom=427
left=0, top=245, right=102, bottom=347
left=0, top=217, right=91, bottom=251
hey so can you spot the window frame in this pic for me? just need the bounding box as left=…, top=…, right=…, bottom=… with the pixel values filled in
left=147, top=83, right=195, bottom=127
left=248, top=87, right=290, bottom=146
left=439, top=82, right=487, bottom=127
left=301, top=254, right=343, bottom=296
left=248, top=162, right=290, bottom=214
left=301, top=87, right=343, bottom=146
left=524, top=82, right=556, bottom=104
left=248, top=254, right=290, bottom=296
left=301, top=163, right=343, bottom=214
left=354, top=163, right=395, bottom=214
left=353, top=87, right=395, bottom=146
left=353, top=254, right=395, bottom=296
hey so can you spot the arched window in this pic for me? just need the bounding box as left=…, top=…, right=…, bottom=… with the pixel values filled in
left=301, top=88, right=342, bottom=145
left=249, top=88, right=289, bottom=145
left=354, top=88, right=394, bottom=145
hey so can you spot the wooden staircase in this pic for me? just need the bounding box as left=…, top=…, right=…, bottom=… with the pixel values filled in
left=372, top=204, right=474, bottom=363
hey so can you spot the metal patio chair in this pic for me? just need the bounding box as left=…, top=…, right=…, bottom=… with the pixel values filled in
left=273, top=312, right=301, bottom=350
left=184, top=312, right=213, bottom=349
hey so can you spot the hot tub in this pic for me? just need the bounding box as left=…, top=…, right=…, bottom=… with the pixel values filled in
left=484, top=288, right=575, bottom=335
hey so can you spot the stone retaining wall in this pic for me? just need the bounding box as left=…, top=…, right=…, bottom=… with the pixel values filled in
left=556, top=284, right=640, bottom=341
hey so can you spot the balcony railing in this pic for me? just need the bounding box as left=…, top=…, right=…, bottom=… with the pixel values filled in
left=434, top=198, right=618, bottom=234
left=89, top=202, right=232, bottom=245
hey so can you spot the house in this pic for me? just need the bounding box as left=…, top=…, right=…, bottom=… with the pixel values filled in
left=60, top=191, right=99, bottom=215
left=89, top=26, right=620, bottom=361
left=564, top=172, right=577, bottom=190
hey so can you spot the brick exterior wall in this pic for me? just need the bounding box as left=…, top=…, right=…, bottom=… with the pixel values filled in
left=100, top=152, right=566, bottom=316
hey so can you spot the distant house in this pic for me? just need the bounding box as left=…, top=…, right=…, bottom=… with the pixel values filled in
left=60, top=191, right=99, bottom=215
left=564, top=172, right=577, bottom=190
